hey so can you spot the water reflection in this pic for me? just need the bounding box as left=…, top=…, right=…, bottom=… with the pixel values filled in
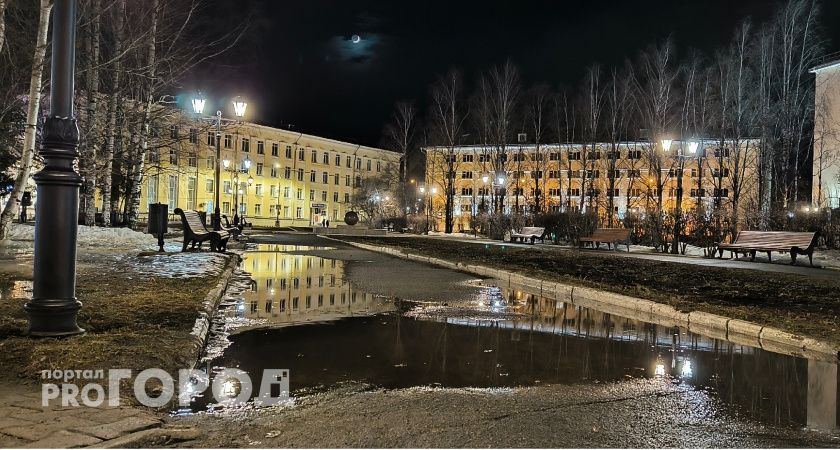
left=230, top=245, right=395, bottom=327
left=200, top=245, right=838, bottom=433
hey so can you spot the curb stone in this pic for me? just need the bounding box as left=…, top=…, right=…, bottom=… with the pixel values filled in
left=187, top=253, right=241, bottom=369
left=331, top=238, right=840, bottom=363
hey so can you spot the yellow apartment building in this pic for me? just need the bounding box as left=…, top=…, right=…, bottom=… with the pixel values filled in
left=138, top=120, right=400, bottom=227
left=424, top=139, right=759, bottom=231
left=812, top=58, right=840, bottom=209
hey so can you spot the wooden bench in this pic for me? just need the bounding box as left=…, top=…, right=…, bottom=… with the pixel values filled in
left=579, top=228, right=631, bottom=251
left=510, top=227, right=546, bottom=244
left=716, top=230, right=818, bottom=266
left=175, top=208, right=230, bottom=252
left=221, top=215, right=244, bottom=238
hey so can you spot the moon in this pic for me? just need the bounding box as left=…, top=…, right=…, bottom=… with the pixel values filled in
left=351, top=34, right=361, bottom=44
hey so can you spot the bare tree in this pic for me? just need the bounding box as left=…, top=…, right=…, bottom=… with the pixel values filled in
left=0, top=0, right=8, bottom=54
left=430, top=69, right=468, bottom=233
left=79, top=0, right=102, bottom=225
left=486, top=60, right=520, bottom=213
left=604, top=65, right=633, bottom=226
left=383, top=101, right=416, bottom=216
left=580, top=65, right=604, bottom=213
left=0, top=0, right=52, bottom=240
left=525, top=85, right=550, bottom=213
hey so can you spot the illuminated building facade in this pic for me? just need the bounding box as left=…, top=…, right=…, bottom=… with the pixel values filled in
left=812, top=58, right=840, bottom=209
left=137, top=121, right=399, bottom=227
left=423, top=139, right=759, bottom=231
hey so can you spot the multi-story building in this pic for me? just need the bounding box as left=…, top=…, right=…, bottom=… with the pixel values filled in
left=423, top=139, right=759, bottom=231
left=137, top=120, right=399, bottom=227
left=812, top=58, right=840, bottom=209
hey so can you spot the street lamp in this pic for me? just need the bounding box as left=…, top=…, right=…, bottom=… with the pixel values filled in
left=191, top=93, right=248, bottom=230
left=26, top=0, right=84, bottom=336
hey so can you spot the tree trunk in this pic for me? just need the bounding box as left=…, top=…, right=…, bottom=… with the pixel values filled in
left=100, top=0, right=124, bottom=227
left=0, top=0, right=52, bottom=240
left=0, top=0, right=8, bottom=55
left=80, top=0, right=101, bottom=226
left=126, top=0, right=158, bottom=229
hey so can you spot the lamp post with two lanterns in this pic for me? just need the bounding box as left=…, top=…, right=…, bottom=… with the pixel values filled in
left=191, top=93, right=247, bottom=230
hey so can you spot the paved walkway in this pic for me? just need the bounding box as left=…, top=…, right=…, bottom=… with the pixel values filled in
left=388, top=232, right=840, bottom=281
left=0, top=388, right=162, bottom=448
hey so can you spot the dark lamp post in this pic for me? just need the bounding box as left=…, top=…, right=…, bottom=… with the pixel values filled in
left=25, top=0, right=84, bottom=336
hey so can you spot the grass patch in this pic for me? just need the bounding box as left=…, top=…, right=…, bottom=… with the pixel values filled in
left=337, top=236, right=840, bottom=345
left=0, top=256, right=228, bottom=383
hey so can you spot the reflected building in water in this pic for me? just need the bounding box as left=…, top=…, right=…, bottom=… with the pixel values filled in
left=235, top=245, right=395, bottom=325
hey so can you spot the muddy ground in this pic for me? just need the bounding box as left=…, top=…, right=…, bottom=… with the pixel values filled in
left=0, top=246, right=230, bottom=387
left=335, top=235, right=840, bottom=346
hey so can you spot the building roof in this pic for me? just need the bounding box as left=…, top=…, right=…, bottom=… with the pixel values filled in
left=810, top=58, right=840, bottom=73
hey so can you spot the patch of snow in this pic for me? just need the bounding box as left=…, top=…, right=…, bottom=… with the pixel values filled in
left=5, top=223, right=158, bottom=251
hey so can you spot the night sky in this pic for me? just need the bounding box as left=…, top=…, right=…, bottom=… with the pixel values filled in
left=189, top=0, right=840, bottom=149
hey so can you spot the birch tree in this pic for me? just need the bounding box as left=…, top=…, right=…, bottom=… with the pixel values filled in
left=0, top=0, right=52, bottom=240
left=430, top=69, right=467, bottom=234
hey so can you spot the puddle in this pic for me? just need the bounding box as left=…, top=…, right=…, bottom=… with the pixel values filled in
left=193, top=244, right=840, bottom=433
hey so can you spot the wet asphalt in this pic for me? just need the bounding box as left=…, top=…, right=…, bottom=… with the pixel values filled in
left=171, top=232, right=840, bottom=448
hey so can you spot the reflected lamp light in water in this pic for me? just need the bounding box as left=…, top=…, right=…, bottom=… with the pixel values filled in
left=680, top=360, right=693, bottom=378
left=654, top=363, right=666, bottom=377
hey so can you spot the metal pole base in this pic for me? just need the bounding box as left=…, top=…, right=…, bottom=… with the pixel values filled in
left=24, top=300, right=84, bottom=337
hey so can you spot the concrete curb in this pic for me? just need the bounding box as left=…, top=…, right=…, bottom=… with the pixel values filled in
left=332, top=238, right=840, bottom=363
left=186, top=253, right=240, bottom=369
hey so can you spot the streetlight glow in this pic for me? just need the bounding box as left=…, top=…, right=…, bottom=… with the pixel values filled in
left=497, top=176, right=505, bottom=185
left=233, top=96, right=247, bottom=118
left=243, top=158, right=251, bottom=170
left=482, top=175, right=489, bottom=183
left=431, top=187, right=438, bottom=194
left=687, top=141, right=699, bottom=154
left=191, top=96, right=206, bottom=115
left=223, top=159, right=230, bottom=169
left=661, top=139, right=672, bottom=152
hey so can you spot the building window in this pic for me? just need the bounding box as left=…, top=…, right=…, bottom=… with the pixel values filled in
left=187, top=177, right=196, bottom=210
left=334, top=174, right=339, bottom=185
left=461, top=187, right=473, bottom=196
left=147, top=175, right=158, bottom=203
left=167, top=175, right=178, bottom=210
left=271, top=143, right=279, bottom=156
left=222, top=201, right=230, bottom=214
left=284, top=167, right=291, bottom=179
left=255, top=204, right=261, bottom=216
left=170, top=126, right=179, bottom=139
left=344, top=193, right=350, bottom=203
left=310, top=170, right=316, bottom=182
left=310, top=150, right=317, bottom=163
left=323, top=152, right=329, bottom=164
left=257, top=141, right=265, bottom=154
left=206, top=131, right=216, bottom=146
left=296, top=207, right=303, bottom=219
left=628, top=150, right=642, bottom=159
left=256, top=163, right=264, bottom=176
left=188, top=128, right=198, bottom=144
left=223, top=180, right=232, bottom=194
left=187, top=153, right=197, bottom=168
left=255, top=184, right=263, bottom=196
left=242, top=138, right=250, bottom=152
left=206, top=156, right=215, bottom=170
left=224, top=134, right=232, bottom=149
left=461, top=171, right=473, bottom=179
left=377, top=161, right=381, bottom=172
left=205, top=178, right=214, bottom=193
left=309, top=189, right=315, bottom=201
left=335, top=154, right=341, bottom=166
left=366, top=159, right=371, bottom=171
left=347, top=157, right=352, bottom=168
left=297, top=168, right=304, bottom=181
left=345, top=175, right=351, bottom=186
left=284, top=186, right=290, bottom=198
left=271, top=185, right=278, bottom=198
left=322, top=172, right=328, bottom=184
left=285, top=145, right=292, bottom=158
left=169, top=149, right=177, bottom=165
left=296, top=188, right=303, bottom=200
left=333, top=191, right=339, bottom=202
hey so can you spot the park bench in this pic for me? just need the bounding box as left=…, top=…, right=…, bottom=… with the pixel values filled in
left=221, top=215, right=245, bottom=238
left=175, top=208, right=230, bottom=252
left=510, top=226, right=546, bottom=244
left=579, top=228, right=631, bottom=251
left=716, top=230, right=818, bottom=266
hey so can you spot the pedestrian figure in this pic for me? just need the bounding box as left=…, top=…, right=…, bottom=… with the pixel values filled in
left=326, top=219, right=330, bottom=228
